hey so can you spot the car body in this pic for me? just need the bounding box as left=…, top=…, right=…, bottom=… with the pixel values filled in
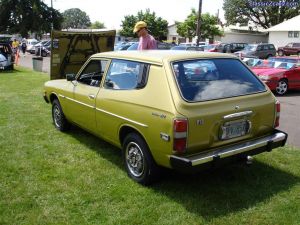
left=251, top=60, right=300, bottom=95
left=277, top=43, right=300, bottom=56
left=44, top=50, right=287, bottom=184
left=217, top=43, right=248, bottom=53
left=170, top=45, right=204, bottom=51
left=0, top=42, right=14, bottom=70
left=235, top=43, right=276, bottom=59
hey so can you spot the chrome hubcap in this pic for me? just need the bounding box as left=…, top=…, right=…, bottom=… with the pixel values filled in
left=276, top=81, right=287, bottom=95
left=53, top=105, right=61, bottom=127
left=126, top=142, right=144, bottom=177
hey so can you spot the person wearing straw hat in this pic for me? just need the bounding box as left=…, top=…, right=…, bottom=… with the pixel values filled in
left=133, top=21, right=157, bottom=50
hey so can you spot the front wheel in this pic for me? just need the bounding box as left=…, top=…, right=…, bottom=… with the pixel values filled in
left=52, top=99, right=70, bottom=131
left=275, top=79, right=288, bottom=95
left=123, top=133, right=159, bottom=185
left=278, top=50, right=284, bottom=56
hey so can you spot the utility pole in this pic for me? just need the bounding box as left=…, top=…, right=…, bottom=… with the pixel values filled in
left=50, top=0, right=53, bottom=30
left=196, top=0, right=202, bottom=46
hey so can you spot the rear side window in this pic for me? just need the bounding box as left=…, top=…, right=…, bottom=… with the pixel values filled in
left=104, top=59, right=149, bottom=90
left=172, top=59, right=266, bottom=102
left=269, top=45, right=275, bottom=50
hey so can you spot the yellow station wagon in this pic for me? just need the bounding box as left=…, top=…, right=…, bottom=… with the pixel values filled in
left=44, top=50, right=287, bottom=185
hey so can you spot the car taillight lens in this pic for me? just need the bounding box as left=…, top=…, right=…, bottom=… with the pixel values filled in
left=274, top=100, right=280, bottom=128
left=173, top=119, right=188, bottom=153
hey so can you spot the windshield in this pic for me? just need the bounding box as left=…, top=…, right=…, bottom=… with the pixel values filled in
left=172, top=59, right=266, bottom=102
left=244, top=44, right=257, bottom=51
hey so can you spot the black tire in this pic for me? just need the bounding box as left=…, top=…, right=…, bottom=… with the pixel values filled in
left=123, top=133, right=160, bottom=185
left=42, top=51, right=47, bottom=57
left=7, top=64, right=14, bottom=70
left=278, top=50, right=284, bottom=56
left=266, top=54, right=272, bottom=59
left=275, top=79, right=288, bottom=95
left=52, top=99, right=70, bottom=131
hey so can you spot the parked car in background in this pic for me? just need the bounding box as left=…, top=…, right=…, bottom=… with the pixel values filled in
left=170, top=45, right=204, bottom=51
left=26, top=39, right=39, bottom=54
left=277, top=43, right=300, bottom=56
left=179, top=42, right=206, bottom=47
left=251, top=60, right=300, bottom=95
left=32, top=40, right=50, bottom=53
left=0, top=42, right=14, bottom=70
left=217, top=43, right=247, bottom=53
left=114, top=42, right=137, bottom=51
left=35, top=40, right=51, bottom=57
left=127, top=42, right=175, bottom=50
left=235, top=43, right=276, bottom=59
left=43, top=50, right=287, bottom=185
left=203, top=44, right=219, bottom=52
left=268, top=56, right=300, bottom=64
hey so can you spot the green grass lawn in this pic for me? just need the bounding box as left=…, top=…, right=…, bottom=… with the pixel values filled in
left=0, top=67, right=300, bottom=225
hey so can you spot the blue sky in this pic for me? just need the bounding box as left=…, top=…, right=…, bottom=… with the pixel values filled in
left=43, top=0, right=225, bottom=29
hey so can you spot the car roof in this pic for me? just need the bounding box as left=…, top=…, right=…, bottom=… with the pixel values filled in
left=92, top=50, right=236, bottom=65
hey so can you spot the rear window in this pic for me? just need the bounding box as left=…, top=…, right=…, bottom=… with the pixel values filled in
left=172, top=59, right=266, bottom=102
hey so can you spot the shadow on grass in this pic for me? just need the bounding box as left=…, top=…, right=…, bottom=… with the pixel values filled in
left=67, top=126, right=299, bottom=220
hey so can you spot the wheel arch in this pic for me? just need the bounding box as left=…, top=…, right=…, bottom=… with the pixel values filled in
left=49, top=93, right=59, bottom=104
left=119, top=125, right=148, bottom=148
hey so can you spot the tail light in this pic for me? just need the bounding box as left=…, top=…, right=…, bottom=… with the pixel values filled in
left=274, top=100, right=280, bottom=128
left=173, top=118, right=188, bottom=153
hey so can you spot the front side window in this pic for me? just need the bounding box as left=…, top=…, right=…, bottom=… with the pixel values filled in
left=172, top=59, right=266, bottom=102
left=77, top=59, right=108, bottom=86
left=104, top=59, right=149, bottom=90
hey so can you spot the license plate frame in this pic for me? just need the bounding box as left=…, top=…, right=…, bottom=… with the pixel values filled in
left=220, top=119, right=250, bottom=140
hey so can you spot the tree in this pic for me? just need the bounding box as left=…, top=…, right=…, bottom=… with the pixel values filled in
left=62, top=8, right=91, bottom=29
left=90, top=21, right=105, bottom=29
left=119, top=9, right=168, bottom=40
left=223, top=0, right=300, bottom=29
left=0, top=0, right=63, bottom=37
left=176, top=9, right=223, bottom=41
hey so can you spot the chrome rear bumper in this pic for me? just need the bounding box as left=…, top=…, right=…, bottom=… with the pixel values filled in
left=170, top=130, right=287, bottom=171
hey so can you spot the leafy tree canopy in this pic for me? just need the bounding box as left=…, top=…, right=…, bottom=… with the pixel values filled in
left=62, top=8, right=91, bottom=29
left=0, top=0, right=63, bottom=37
left=223, top=0, right=300, bottom=28
left=89, top=21, right=106, bottom=29
left=176, top=9, right=223, bottom=40
left=119, top=9, right=168, bottom=41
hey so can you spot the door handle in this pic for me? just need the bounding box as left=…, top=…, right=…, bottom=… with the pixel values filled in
left=88, top=94, right=95, bottom=99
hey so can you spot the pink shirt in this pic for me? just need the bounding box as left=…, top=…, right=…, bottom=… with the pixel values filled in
left=138, top=34, right=157, bottom=50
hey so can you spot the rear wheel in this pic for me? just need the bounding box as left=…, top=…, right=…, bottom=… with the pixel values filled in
left=123, top=133, right=159, bottom=185
left=42, top=51, right=47, bottom=57
left=278, top=50, right=284, bottom=56
left=275, top=79, right=288, bottom=95
left=266, top=54, right=272, bottom=59
left=52, top=99, right=70, bottom=131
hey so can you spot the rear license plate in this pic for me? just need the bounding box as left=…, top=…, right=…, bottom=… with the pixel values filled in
left=220, top=120, right=249, bottom=140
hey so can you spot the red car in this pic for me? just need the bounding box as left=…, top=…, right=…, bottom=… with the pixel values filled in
left=251, top=60, right=300, bottom=95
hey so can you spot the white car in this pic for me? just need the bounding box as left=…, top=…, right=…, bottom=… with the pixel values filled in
left=26, top=39, right=39, bottom=54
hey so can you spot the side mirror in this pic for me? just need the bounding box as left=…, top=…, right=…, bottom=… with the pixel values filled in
left=66, top=73, right=76, bottom=81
